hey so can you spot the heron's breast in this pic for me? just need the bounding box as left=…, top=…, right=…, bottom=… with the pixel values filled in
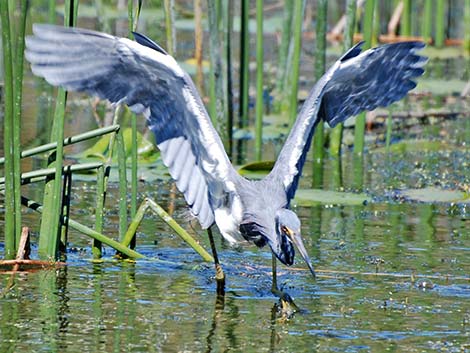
left=213, top=194, right=244, bottom=244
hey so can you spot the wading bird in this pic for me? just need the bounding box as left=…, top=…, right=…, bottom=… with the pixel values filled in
left=25, top=24, right=426, bottom=296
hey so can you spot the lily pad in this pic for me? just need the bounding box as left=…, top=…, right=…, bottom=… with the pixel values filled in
left=73, top=128, right=160, bottom=164
left=293, top=189, right=371, bottom=207
left=373, top=139, right=447, bottom=153
left=238, top=160, right=275, bottom=179
left=397, top=187, right=470, bottom=203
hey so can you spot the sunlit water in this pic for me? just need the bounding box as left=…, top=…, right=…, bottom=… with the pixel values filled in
left=2, top=146, right=470, bottom=352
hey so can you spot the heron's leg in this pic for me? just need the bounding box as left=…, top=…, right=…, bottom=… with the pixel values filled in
left=207, top=227, right=225, bottom=296
left=271, top=253, right=298, bottom=313
left=271, top=252, right=278, bottom=292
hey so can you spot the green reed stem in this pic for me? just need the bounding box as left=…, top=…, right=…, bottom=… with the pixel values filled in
left=465, top=108, right=470, bottom=146
left=120, top=196, right=215, bottom=260
left=38, top=0, right=76, bottom=260
left=255, top=0, right=264, bottom=161
left=208, top=0, right=217, bottom=124
left=400, top=0, right=411, bottom=36
left=48, top=0, right=56, bottom=22
left=239, top=0, right=249, bottom=129
left=11, top=0, right=28, bottom=250
left=289, top=0, right=305, bottom=126
left=130, top=115, right=137, bottom=221
left=353, top=0, right=375, bottom=157
left=163, top=0, right=175, bottom=55
left=194, top=0, right=203, bottom=93
left=208, top=0, right=226, bottom=139
left=327, top=124, right=343, bottom=161
left=115, top=129, right=128, bottom=243
left=60, top=170, right=72, bottom=254
left=385, top=110, right=393, bottom=152
left=0, top=162, right=103, bottom=187
left=465, top=0, right=470, bottom=54
left=435, top=0, right=445, bottom=48
left=362, top=0, right=375, bottom=51
left=18, top=194, right=145, bottom=259
left=275, top=1, right=293, bottom=112
left=422, top=0, right=432, bottom=43
left=149, top=198, right=213, bottom=262
left=0, top=125, right=119, bottom=164
left=219, top=0, right=230, bottom=149
left=44, top=0, right=56, bottom=136
left=223, top=0, right=234, bottom=158
left=0, top=0, right=16, bottom=259
left=15, top=170, right=141, bottom=259
left=93, top=107, right=122, bottom=256
left=312, top=0, right=327, bottom=189
left=71, top=0, right=78, bottom=26
left=37, top=89, right=68, bottom=260
left=363, top=0, right=376, bottom=49
left=128, top=1, right=141, bottom=224
left=330, top=155, right=342, bottom=190
left=120, top=198, right=213, bottom=262
left=329, top=0, right=356, bottom=159
left=93, top=165, right=106, bottom=259
left=127, top=1, right=133, bottom=37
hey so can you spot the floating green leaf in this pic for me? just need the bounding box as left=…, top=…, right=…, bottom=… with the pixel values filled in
left=373, top=139, right=447, bottom=153
left=398, top=187, right=470, bottom=203
left=238, top=160, right=274, bottom=179
left=293, top=189, right=371, bottom=207
left=75, top=128, right=159, bottom=163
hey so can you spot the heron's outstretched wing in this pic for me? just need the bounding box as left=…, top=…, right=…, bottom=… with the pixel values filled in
left=25, top=24, right=237, bottom=228
left=269, top=41, right=426, bottom=202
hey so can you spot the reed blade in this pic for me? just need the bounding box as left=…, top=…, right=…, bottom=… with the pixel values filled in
left=435, top=0, right=446, bottom=48
left=38, top=0, right=77, bottom=260
left=115, top=129, right=129, bottom=243
left=274, top=1, right=294, bottom=113
left=11, top=0, right=29, bottom=250
left=288, top=0, right=306, bottom=126
left=400, top=0, right=412, bottom=37
left=353, top=0, right=375, bottom=159
left=0, top=0, right=17, bottom=258
left=238, top=0, right=250, bottom=129
left=312, top=0, right=327, bottom=188
left=163, top=0, right=176, bottom=55
left=255, top=0, right=264, bottom=161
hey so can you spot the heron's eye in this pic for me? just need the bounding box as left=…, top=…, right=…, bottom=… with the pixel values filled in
left=281, top=226, right=292, bottom=239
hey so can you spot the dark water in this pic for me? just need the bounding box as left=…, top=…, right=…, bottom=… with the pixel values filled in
left=2, top=7, right=470, bottom=353
left=2, top=145, right=470, bottom=352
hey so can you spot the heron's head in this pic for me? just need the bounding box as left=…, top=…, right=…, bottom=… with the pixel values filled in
left=270, top=209, right=316, bottom=278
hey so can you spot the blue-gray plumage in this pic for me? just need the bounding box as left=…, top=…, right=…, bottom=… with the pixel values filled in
left=25, top=24, right=426, bottom=288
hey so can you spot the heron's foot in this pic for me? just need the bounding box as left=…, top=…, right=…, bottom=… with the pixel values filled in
left=215, top=263, right=225, bottom=296
left=271, top=288, right=299, bottom=320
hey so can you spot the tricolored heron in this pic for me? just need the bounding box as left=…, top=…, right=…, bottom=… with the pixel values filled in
left=25, top=24, right=426, bottom=296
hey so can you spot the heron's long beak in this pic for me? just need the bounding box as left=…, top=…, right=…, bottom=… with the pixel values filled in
left=291, top=231, right=316, bottom=278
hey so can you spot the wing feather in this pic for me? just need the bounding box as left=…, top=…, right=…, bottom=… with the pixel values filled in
left=269, top=41, right=426, bottom=202
left=25, top=24, right=238, bottom=228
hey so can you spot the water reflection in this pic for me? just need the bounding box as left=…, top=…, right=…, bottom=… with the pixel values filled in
left=1, top=196, right=470, bottom=352
left=0, top=264, right=306, bottom=352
